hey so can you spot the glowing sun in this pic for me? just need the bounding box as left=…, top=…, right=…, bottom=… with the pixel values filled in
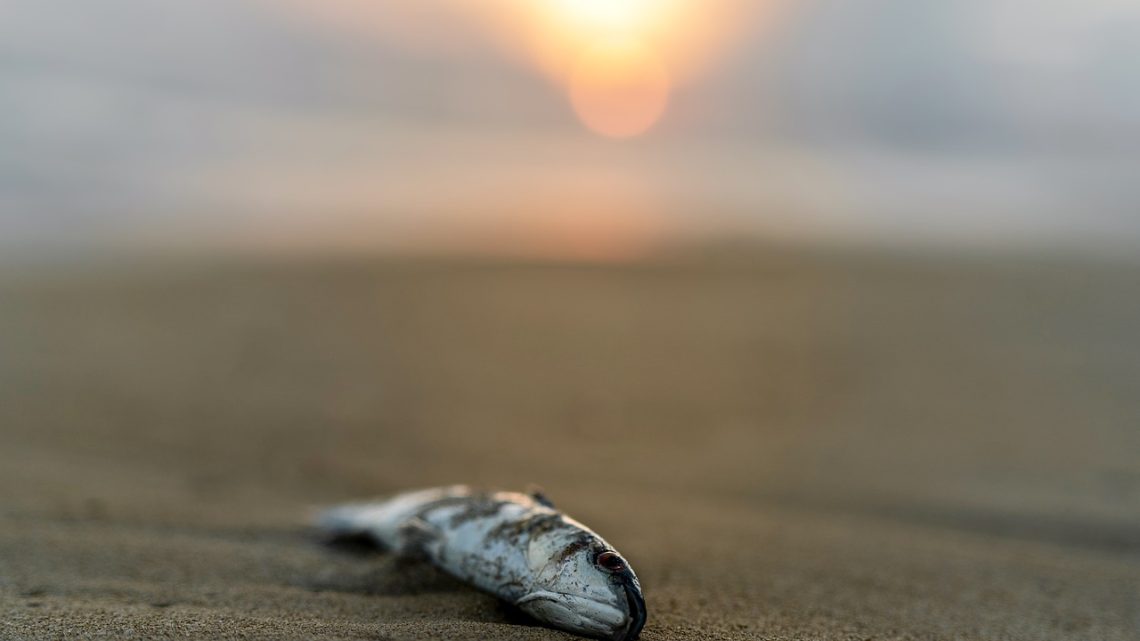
left=518, top=0, right=684, bottom=138
left=569, top=40, right=670, bottom=138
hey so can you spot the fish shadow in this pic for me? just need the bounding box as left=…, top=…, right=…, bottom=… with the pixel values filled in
left=320, top=531, right=388, bottom=556
left=306, top=531, right=562, bottom=633
left=304, top=532, right=472, bottom=597
left=491, top=600, right=539, bottom=627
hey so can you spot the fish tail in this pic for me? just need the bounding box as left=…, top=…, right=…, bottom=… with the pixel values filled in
left=315, top=503, right=372, bottom=535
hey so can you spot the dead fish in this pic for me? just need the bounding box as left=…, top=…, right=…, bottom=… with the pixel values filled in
left=317, top=485, right=647, bottom=641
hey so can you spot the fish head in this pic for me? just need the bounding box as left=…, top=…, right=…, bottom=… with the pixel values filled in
left=516, top=522, right=646, bottom=641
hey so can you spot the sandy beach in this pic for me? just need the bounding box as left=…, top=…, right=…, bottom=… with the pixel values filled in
left=1, top=249, right=1137, bottom=640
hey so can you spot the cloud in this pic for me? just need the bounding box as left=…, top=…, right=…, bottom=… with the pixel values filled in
left=1, top=0, right=1138, bottom=255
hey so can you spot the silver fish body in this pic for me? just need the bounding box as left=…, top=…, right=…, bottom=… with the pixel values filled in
left=317, top=486, right=647, bottom=641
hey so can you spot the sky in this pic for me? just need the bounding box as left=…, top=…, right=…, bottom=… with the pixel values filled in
left=2, top=0, right=1138, bottom=259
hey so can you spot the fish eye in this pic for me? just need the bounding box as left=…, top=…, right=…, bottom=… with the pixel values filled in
left=595, top=551, right=625, bottom=572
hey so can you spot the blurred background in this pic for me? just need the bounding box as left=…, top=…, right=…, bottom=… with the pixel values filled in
left=1, top=2, right=1138, bottom=640
left=4, top=0, right=1140, bottom=257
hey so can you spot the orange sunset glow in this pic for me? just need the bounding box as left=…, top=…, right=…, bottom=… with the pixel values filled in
left=569, top=40, right=670, bottom=138
left=277, top=0, right=757, bottom=139
left=515, top=0, right=689, bottom=137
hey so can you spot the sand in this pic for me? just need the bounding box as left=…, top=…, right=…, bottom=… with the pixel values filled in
left=1, top=248, right=1137, bottom=640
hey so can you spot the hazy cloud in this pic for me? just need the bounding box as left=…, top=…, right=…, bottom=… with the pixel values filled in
left=1, top=0, right=1137, bottom=254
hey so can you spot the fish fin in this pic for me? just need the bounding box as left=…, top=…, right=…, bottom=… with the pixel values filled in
left=527, top=484, right=556, bottom=509
left=394, top=516, right=440, bottom=558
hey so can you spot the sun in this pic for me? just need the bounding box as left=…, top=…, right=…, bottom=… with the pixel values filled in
left=518, top=0, right=684, bottom=138
left=280, top=1, right=765, bottom=139
left=569, top=40, right=670, bottom=138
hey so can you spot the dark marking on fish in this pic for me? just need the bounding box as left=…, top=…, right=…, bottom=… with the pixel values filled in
left=554, top=537, right=593, bottom=566
left=447, top=496, right=508, bottom=528
left=484, top=512, right=564, bottom=546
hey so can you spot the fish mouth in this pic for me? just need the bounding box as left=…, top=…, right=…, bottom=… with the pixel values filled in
left=515, top=590, right=637, bottom=640
left=620, top=580, right=647, bottom=641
